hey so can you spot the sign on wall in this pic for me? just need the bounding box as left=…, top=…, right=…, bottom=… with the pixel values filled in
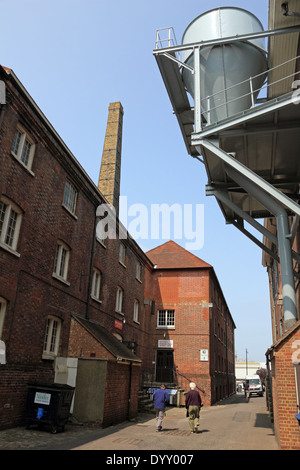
left=158, top=340, right=173, bottom=348
left=114, top=320, right=123, bottom=330
left=200, top=349, right=209, bottom=361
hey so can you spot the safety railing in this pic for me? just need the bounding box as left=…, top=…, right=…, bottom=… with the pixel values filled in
left=155, top=27, right=178, bottom=51
left=201, top=54, right=300, bottom=125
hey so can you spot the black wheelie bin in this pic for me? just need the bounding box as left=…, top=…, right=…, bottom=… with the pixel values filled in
left=25, top=381, right=75, bottom=433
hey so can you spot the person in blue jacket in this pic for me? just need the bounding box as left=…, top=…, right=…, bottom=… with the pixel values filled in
left=153, top=384, right=170, bottom=431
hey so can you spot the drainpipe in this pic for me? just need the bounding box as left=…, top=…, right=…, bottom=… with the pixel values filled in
left=225, top=165, right=298, bottom=331
left=85, top=211, right=97, bottom=320
left=127, top=361, right=133, bottom=421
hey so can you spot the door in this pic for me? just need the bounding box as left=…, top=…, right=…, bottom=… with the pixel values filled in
left=156, top=350, right=174, bottom=383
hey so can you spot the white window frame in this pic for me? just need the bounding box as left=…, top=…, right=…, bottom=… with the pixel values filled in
left=119, top=243, right=126, bottom=267
left=0, top=297, right=7, bottom=339
left=91, top=268, right=102, bottom=302
left=53, top=241, right=70, bottom=283
left=115, top=286, right=124, bottom=314
left=96, top=219, right=106, bottom=247
left=133, top=299, right=139, bottom=324
left=11, top=125, right=35, bottom=172
left=0, top=196, right=22, bottom=253
left=136, top=262, right=142, bottom=282
left=157, top=309, right=175, bottom=328
left=43, top=316, right=61, bottom=359
left=62, top=180, right=78, bottom=216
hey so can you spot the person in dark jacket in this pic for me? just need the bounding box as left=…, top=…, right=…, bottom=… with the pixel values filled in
left=244, top=380, right=250, bottom=402
left=153, top=384, right=170, bottom=432
left=185, top=382, right=202, bottom=433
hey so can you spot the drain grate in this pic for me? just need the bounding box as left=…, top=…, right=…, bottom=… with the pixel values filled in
left=233, top=412, right=251, bottom=422
left=112, top=438, right=143, bottom=445
left=163, top=430, right=192, bottom=436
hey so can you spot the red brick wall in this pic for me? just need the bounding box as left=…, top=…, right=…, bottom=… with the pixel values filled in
left=91, top=236, right=149, bottom=361
left=271, top=326, right=300, bottom=450
left=0, top=70, right=152, bottom=428
left=68, top=317, right=115, bottom=359
left=0, top=365, right=53, bottom=429
left=148, top=268, right=235, bottom=405
left=102, top=361, right=140, bottom=427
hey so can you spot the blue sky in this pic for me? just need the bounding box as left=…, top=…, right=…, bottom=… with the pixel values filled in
left=0, top=0, right=271, bottom=362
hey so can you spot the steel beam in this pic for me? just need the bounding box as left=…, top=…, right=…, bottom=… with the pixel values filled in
left=231, top=219, right=279, bottom=264
left=206, top=185, right=278, bottom=245
left=225, top=165, right=298, bottom=330
left=199, top=139, right=300, bottom=218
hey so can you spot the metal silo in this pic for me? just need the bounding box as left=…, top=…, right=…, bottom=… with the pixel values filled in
left=181, top=7, right=268, bottom=123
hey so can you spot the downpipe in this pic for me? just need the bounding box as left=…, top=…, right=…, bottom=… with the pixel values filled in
left=225, top=165, right=298, bottom=331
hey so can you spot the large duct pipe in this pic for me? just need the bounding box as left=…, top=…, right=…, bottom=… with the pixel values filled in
left=225, top=165, right=298, bottom=330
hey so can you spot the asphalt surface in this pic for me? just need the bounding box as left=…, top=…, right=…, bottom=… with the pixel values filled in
left=0, top=393, right=279, bottom=452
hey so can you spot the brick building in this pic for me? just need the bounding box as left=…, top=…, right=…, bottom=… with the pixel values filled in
left=0, top=64, right=235, bottom=429
left=145, top=240, right=236, bottom=405
left=260, top=1, right=300, bottom=450
left=0, top=66, right=150, bottom=428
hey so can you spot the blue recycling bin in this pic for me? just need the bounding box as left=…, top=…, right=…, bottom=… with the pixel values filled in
left=25, top=382, right=75, bottom=433
left=295, top=413, right=300, bottom=428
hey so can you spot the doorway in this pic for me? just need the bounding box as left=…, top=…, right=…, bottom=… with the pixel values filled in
left=156, top=350, right=174, bottom=383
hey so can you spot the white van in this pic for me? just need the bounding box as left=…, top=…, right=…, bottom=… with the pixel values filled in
left=246, top=375, right=264, bottom=397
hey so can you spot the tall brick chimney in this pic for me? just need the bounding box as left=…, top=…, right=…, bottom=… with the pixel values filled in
left=98, top=102, right=124, bottom=216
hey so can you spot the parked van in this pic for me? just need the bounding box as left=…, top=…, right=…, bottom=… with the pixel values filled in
left=246, top=375, right=263, bottom=396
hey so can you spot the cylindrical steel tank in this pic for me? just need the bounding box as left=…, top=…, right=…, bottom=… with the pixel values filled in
left=181, top=7, right=268, bottom=123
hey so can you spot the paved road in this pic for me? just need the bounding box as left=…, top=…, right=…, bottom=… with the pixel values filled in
left=74, top=393, right=279, bottom=451
left=0, top=393, right=279, bottom=451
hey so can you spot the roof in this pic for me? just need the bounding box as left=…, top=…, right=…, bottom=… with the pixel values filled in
left=146, top=240, right=212, bottom=270
left=72, top=314, right=141, bottom=363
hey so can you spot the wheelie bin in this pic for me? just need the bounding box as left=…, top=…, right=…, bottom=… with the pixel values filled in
left=25, top=381, right=75, bottom=433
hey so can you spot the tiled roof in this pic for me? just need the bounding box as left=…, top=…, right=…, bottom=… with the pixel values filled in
left=146, top=240, right=212, bottom=270
left=71, top=314, right=141, bottom=363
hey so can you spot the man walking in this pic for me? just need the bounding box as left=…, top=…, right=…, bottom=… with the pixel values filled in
left=244, top=380, right=250, bottom=402
left=185, top=382, right=202, bottom=433
left=153, top=384, right=170, bottom=432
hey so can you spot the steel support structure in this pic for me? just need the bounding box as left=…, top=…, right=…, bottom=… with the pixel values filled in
left=201, top=140, right=298, bottom=330
left=154, top=23, right=300, bottom=331
left=206, top=185, right=300, bottom=277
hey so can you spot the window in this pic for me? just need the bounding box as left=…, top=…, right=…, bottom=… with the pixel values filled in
left=53, top=241, right=70, bottom=282
left=119, top=243, right=126, bottom=266
left=133, top=299, right=139, bottom=323
left=43, top=316, right=61, bottom=358
left=62, top=181, right=77, bottom=215
left=91, top=268, right=101, bottom=301
left=96, top=219, right=106, bottom=246
left=115, top=286, right=124, bottom=313
left=0, top=196, right=22, bottom=252
left=157, top=309, right=175, bottom=328
left=11, top=126, right=35, bottom=171
left=136, top=262, right=142, bottom=282
left=0, top=297, right=7, bottom=339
